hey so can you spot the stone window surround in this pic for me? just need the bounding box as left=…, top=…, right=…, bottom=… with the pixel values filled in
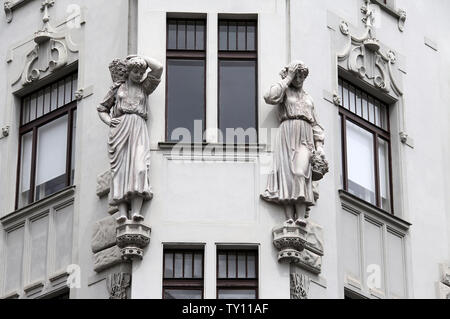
left=3, top=0, right=34, bottom=23
left=0, top=186, right=75, bottom=299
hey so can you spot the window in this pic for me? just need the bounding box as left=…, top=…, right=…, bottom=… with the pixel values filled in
left=166, top=18, right=206, bottom=142
left=218, top=19, right=258, bottom=144
left=163, top=248, right=204, bottom=299
left=16, top=73, right=77, bottom=209
left=217, top=249, right=258, bottom=299
left=338, top=77, right=393, bottom=213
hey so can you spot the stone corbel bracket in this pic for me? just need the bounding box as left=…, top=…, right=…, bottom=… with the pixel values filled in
left=4, top=0, right=33, bottom=23
left=272, top=221, right=324, bottom=274
left=116, top=220, right=151, bottom=260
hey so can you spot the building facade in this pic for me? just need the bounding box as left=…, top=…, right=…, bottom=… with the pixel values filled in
left=0, top=0, right=449, bottom=299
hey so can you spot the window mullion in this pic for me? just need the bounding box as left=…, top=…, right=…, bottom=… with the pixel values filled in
left=374, top=133, right=381, bottom=208
left=29, top=127, right=38, bottom=204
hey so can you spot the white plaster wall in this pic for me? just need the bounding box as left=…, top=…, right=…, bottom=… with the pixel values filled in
left=0, top=0, right=449, bottom=299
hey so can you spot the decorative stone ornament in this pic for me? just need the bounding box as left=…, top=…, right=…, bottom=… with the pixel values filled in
left=262, top=60, right=327, bottom=274
left=106, top=272, right=131, bottom=299
left=272, top=221, right=324, bottom=273
left=116, top=220, right=151, bottom=260
left=34, top=0, right=55, bottom=44
left=97, top=56, right=163, bottom=224
left=290, top=273, right=310, bottom=299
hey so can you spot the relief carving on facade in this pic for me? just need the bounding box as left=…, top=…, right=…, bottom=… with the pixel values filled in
left=8, top=0, right=81, bottom=90
left=290, top=273, right=310, bottom=299
left=337, top=1, right=404, bottom=99
left=4, top=0, right=34, bottom=23
left=437, top=263, right=450, bottom=299
left=262, top=61, right=328, bottom=273
left=106, top=272, right=131, bottom=299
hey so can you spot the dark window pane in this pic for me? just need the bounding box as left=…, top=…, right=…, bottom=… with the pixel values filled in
left=37, top=91, right=44, bottom=118
left=71, top=110, right=77, bottom=185
left=65, top=76, right=72, bottom=104
left=167, top=20, right=177, bottom=50
left=219, top=60, right=257, bottom=144
left=51, top=83, right=58, bottom=111
left=218, top=289, right=256, bottom=299
left=164, top=253, right=173, bottom=278
left=247, top=253, right=256, bottom=278
left=30, top=94, right=37, bottom=122
left=219, top=21, right=228, bottom=50
left=58, top=80, right=65, bottom=108
left=184, top=253, right=193, bottom=278
left=195, top=21, right=205, bottom=50
left=71, top=74, right=78, bottom=102
left=237, top=252, right=246, bottom=278
left=355, top=89, right=362, bottom=117
left=167, top=59, right=205, bottom=143
left=378, top=138, right=391, bottom=212
left=174, top=253, right=183, bottom=278
left=22, top=97, right=30, bottom=124
left=228, top=22, right=237, bottom=50
left=342, top=81, right=349, bottom=109
left=193, top=253, right=203, bottom=278
left=18, top=132, right=33, bottom=208
left=44, top=87, right=51, bottom=115
left=177, top=21, right=186, bottom=50
left=246, top=22, right=256, bottom=51
left=164, top=289, right=202, bottom=299
left=186, top=21, right=195, bottom=50
left=228, top=253, right=236, bottom=278
left=218, top=253, right=227, bottom=278
left=237, top=22, right=246, bottom=50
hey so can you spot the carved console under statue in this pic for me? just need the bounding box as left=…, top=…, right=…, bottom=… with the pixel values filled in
left=261, top=60, right=328, bottom=279
left=97, top=55, right=163, bottom=260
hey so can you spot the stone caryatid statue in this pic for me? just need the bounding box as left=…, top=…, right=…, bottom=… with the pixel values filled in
left=261, top=60, right=328, bottom=227
left=97, top=55, right=163, bottom=223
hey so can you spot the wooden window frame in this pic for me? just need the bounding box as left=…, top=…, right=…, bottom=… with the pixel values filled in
left=15, top=73, right=78, bottom=210
left=162, top=249, right=204, bottom=299
left=339, top=78, right=394, bottom=214
left=216, top=249, right=258, bottom=299
left=217, top=18, right=258, bottom=145
left=165, top=18, right=207, bottom=143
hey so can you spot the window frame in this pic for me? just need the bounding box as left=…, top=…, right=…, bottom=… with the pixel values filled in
left=217, top=18, right=258, bottom=145
left=165, top=17, right=207, bottom=143
left=15, top=74, right=77, bottom=210
left=162, top=248, right=205, bottom=299
left=339, top=78, right=394, bottom=214
left=216, top=249, right=259, bottom=299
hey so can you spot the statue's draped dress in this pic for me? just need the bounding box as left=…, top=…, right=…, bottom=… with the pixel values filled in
left=98, top=75, right=160, bottom=206
left=261, top=80, right=324, bottom=207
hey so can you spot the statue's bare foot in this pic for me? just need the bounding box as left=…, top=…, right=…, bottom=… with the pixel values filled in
left=132, top=214, right=145, bottom=222
left=116, top=215, right=127, bottom=223
left=295, top=218, right=307, bottom=227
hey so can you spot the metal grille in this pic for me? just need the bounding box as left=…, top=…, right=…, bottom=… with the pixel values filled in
left=21, top=73, right=78, bottom=126
left=219, top=20, right=257, bottom=51
left=167, top=19, right=206, bottom=51
left=338, top=78, right=389, bottom=131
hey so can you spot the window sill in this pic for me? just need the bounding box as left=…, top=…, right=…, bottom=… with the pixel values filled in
left=338, top=190, right=411, bottom=231
left=158, top=142, right=266, bottom=152
left=1, top=186, right=76, bottom=226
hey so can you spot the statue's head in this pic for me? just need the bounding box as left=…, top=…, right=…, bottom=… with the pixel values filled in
left=280, top=60, right=309, bottom=89
left=126, top=56, right=148, bottom=83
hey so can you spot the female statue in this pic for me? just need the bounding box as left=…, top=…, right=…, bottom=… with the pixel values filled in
left=97, top=55, right=163, bottom=223
left=261, top=61, right=328, bottom=226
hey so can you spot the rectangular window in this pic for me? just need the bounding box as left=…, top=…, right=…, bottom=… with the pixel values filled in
left=217, top=249, right=258, bottom=299
left=16, top=73, right=78, bottom=209
left=218, top=19, right=258, bottom=144
left=166, top=18, right=206, bottom=142
left=163, top=248, right=204, bottom=299
left=338, top=78, right=393, bottom=213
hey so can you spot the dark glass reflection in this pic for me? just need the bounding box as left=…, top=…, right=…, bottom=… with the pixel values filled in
left=218, top=289, right=256, bottom=299
left=164, top=289, right=202, bottom=299
left=219, top=60, right=257, bottom=144
left=167, top=59, right=205, bottom=142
